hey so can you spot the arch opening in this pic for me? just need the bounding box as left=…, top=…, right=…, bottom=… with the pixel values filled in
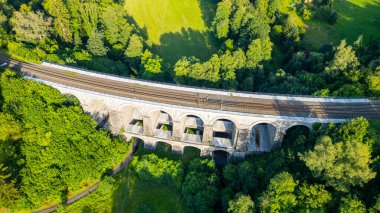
left=283, top=125, right=311, bottom=147
left=151, top=110, right=173, bottom=140
left=212, top=119, right=236, bottom=148
left=183, top=146, right=201, bottom=159
left=123, top=106, right=144, bottom=135
left=249, top=123, right=276, bottom=152
left=155, top=141, right=172, bottom=153
left=212, top=150, right=229, bottom=167
left=181, top=115, right=204, bottom=144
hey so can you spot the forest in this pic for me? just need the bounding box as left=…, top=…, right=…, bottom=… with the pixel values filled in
left=0, top=69, right=131, bottom=211
left=0, top=0, right=378, bottom=96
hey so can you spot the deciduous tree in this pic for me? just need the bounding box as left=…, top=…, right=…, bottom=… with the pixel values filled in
left=228, top=194, right=254, bottom=213
left=10, top=11, right=52, bottom=43
left=300, top=135, right=376, bottom=192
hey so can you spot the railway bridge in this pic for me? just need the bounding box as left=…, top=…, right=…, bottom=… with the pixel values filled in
left=1, top=55, right=379, bottom=158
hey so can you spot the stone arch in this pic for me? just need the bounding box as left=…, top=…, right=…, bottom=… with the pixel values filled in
left=183, top=146, right=201, bottom=157
left=211, top=118, right=237, bottom=148
left=119, top=104, right=144, bottom=135
left=86, top=99, right=109, bottom=126
left=285, top=123, right=313, bottom=132
left=209, top=116, right=239, bottom=127
left=180, top=114, right=205, bottom=144
left=156, top=141, right=173, bottom=152
left=62, top=93, right=83, bottom=107
left=249, top=122, right=277, bottom=152
left=150, top=110, right=174, bottom=140
left=282, top=124, right=313, bottom=146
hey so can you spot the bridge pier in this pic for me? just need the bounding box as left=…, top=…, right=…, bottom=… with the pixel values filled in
left=202, top=125, right=213, bottom=145
left=143, top=116, right=153, bottom=137
left=171, top=144, right=184, bottom=155
left=172, top=120, right=182, bottom=141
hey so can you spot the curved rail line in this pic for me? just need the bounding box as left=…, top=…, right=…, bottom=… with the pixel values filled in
left=1, top=55, right=379, bottom=119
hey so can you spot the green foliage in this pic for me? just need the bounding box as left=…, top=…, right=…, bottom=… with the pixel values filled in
left=86, top=31, right=108, bottom=56
left=325, top=40, right=360, bottom=77
left=79, top=2, right=99, bottom=37
left=131, top=154, right=183, bottom=190
left=0, top=72, right=130, bottom=207
left=0, top=113, right=22, bottom=142
left=369, top=196, right=380, bottom=213
left=297, top=183, right=331, bottom=211
left=10, top=10, right=52, bottom=43
left=0, top=164, right=20, bottom=208
left=259, top=172, right=298, bottom=213
left=300, top=135, right=376, bottom=192
left=367, top=73, right=380, bottom=97
left=228, top=194, right=254, bottom=213
left=181, top=158, right=218, bottom=213
left=141, top=50, right=162, bottom=75
left=339, top=195, right=367, bottom=213
left=125, top=34, right=143, bottom=58
left=42, top=0, right=72, bottom=43
left=246, top=38, right=273, bottom=69
left=224, top=161, right=256, bottom=195
left=213, top=0, right=232, bottom=39
left=7, top=42, right=41, bottom=63
left=101, top=5, right=133, bottom=46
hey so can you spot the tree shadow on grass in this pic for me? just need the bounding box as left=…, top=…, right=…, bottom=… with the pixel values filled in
left=153, top=27, right=218, bottom=66
left=197, top=0, right=218, bottom=28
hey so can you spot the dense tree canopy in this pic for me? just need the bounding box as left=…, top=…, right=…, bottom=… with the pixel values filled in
left=0, top=69, right=130, bottom=208
left=0, top=0, right=378, bottom=97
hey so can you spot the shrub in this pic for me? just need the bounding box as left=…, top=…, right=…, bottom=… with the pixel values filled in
left=7, top=42, right=41, bottom=63
left=131, top=154, right=183, bottom=190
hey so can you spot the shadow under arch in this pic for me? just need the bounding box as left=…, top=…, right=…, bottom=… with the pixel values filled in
left=212, top=149, right=230, bottom=168
left=282, top=124, right=313, bottom=150
left=155, top=141, right=173, bottom=153
left=183, top=146, right=201, bottom=157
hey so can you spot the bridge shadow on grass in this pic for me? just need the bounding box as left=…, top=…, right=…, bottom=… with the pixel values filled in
left=111, top=167, right=185, bottom=213
left=153, top=28, right=218, bottom=66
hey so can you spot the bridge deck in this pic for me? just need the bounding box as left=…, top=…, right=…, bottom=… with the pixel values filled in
left=1, top=55, right=379, bottom=119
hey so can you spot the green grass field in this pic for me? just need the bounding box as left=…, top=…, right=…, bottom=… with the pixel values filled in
left=303, top=0, right=380, bottom=49
left=124, top=0, right=218, bottom=63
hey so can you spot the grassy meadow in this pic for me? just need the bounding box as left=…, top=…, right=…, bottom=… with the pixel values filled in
left=124, top=0, right=218, bottom=63
left=303, top=0, right=380, bottom=49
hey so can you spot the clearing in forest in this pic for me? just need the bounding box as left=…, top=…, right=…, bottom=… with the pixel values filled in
left=124, top=0, right=217, bottom=63
left=303, top=0, right=380, bottom=49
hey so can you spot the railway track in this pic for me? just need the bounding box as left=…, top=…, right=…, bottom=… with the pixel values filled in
left=1, top=55, right=379, bottom=119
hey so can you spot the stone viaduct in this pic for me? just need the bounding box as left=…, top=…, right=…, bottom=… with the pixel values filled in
left=30, top=73, right=349, bottom=158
